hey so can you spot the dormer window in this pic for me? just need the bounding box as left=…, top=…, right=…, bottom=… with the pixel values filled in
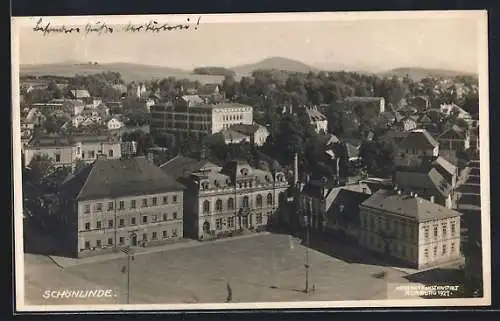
left=339, top=203, right=345, bottom=212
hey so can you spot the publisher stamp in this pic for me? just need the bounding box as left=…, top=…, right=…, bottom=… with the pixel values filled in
left=41, top=288, right=118, bottom=300
left=387, top=283, right=462, bottom=299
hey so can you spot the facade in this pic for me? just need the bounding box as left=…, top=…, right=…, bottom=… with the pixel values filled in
left=57, top=157, right=185, bottom=257
left=397, top=116, right=418, bottom=132
left=438, top=125, right=471, bottom=153
left=107, top=118, right=125, bottom=130
left=345, top=96, right=386, bottom=114
left=395, top=129, right=440, bottom=168
left=161, top=156, right=289, bottom=240
left=150, top=101, right=253, bottom=138
left=24, top=134, right=122, bottom=168
left=358, top=189, right=462, bottom=269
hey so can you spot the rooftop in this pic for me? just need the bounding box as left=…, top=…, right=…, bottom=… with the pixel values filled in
left=230, top=123, right=267, bottom=136
left=361, top=189, right=461, bottom=222
left=345, top=96, right=384, bottom=102
left=399, top=129, right=439, bottom=149
left=395, top=168, right=451, bottom=197
left=60, top=157, right=185, bottom=201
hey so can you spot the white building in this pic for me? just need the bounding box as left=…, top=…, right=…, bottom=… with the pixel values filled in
left=107, top=118, right=125, bottom=130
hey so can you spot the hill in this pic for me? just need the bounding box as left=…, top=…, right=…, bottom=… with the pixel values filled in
left=20, top=62, right=228, bottom=84
left=232, top=57, right=319, bottom=75
left=380, top=67, right=477, bottom=81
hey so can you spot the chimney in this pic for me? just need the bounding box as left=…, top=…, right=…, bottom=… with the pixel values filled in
left=293, top=153, right=299, bottom=185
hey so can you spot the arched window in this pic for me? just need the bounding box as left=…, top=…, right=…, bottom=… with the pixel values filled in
left=242, top=196, right=249, bottom=208
left=216, top=199, right=223, bottom=212
left=203, top=200, right=210, bottom=214
left=256, top=195, right=263, bottom=208
left=266, top=193, right=273, bottom=206
left=227, top=198, right=234, bottom=210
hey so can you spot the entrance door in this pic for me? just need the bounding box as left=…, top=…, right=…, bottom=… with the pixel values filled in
left=242, top=216, right=249, bottom=229
left=131, top=234, right=137, bottom=246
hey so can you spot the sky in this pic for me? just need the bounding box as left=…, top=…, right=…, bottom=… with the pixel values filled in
left=16, top=13, right=484, bottom=73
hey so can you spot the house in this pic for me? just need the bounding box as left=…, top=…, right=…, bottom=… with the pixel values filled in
left=120, top=141, right=138, bottom=157
left=57, top=157, right=185, bottom=257
left=107, top=117, right=125, bottom=130
left=26, top=108, right=46, bottom=126
left=304, top=106, right=328, bottom=134
left=408, top=96, right=430, bottom=111
left=438, top=125, right=471, bottom=153
left=69, top=89, right=91, bottom=100
left=416, top=114, right=433, bottom=130
left=205, top=129, right=250, bottom=145
left=198, top=84, right=221, bottom=96
left=161, top=156, right=289, bottom=240
left=230, top=123, right=270, bottom=147
left=440, top=103, right=472, bottom=124
left=396, top=115, right=418, bottom=132
left=395, top=129, right=440, bottom=169
left=358, top=189, right=462, bottom=269
left=344, top=96, right=386, bottom=114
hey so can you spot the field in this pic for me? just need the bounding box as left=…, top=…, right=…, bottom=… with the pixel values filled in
left=23, top=234, right=416, bottom=306
left=20, top=63, right=232, bottom=84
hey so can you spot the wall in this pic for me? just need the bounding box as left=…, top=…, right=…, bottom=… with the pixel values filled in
left=24, top=146, right=74, bottom=167
left=417, top=217, right=461, bottom=268
left=76, top=190, right=184, bottom=256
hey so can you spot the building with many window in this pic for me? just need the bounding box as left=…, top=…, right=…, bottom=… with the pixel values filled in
left=57, top=157, right=185, bottom=257
left=161, top=155, right=289, bottom=240
left=358, top=189, right=462, bottom=269
left=150, top=100, right=253, bottom=138
left=23, top=134, right=122, bottom=168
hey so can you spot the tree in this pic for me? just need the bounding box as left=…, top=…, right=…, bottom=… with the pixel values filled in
left=28, top=154, right=55, bottom=183
left=359, top=140, right=396, bottom=178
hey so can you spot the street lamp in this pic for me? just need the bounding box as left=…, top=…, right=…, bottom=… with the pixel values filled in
left=121, top=231, right=137, bottom=304
left=303, top=212, right=311, bottom=294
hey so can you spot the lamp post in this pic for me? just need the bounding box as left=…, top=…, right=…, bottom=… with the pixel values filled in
left=121, top=231, right=137, bottom=304
left=303, top=211, right=311, bottom=294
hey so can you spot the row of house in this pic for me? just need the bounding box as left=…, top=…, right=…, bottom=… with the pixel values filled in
left=39, top=154, right=289, bottom=258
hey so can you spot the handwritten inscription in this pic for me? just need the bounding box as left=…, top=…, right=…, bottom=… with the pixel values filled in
left=32, top=17, right=201, bottom=36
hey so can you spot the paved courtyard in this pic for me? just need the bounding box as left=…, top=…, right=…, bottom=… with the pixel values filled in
left=23, top=233, right=414, bottom=305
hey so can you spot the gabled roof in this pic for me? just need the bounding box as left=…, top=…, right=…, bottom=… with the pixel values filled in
left=230, top=123, right=267, bottom=136
left=361, top=189, right=461, bottom=222
left=181, top=95, right=205, bottom=105
left=439, top=125, right=468, bottom=140
left=305, top=107, right=327, bottom=122
left=433, top=156, right=457, bottom=177
left=326, top=189, right=371, bottom=224
left=70, top=89, right=91, bottom=99
left=417, top=114, right=433, bottom=123
left=160, top=155, right=204, bottom=179
left=216, top=129, right=249, bottom=142
left=399, top=129, right=439, bottom=149
left=60, top=157, right=185, bottom=201
left=317, top=133, right=340, bottom=147
left=394, top=169, right=451, bottom=197
left=345, top=96, right=384, bottom=103
left=197, top=84, right=220, bottom=95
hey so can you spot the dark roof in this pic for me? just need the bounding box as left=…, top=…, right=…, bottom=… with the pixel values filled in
left=399, top=129, right=439, bottom=149
left=197, top=84, right=220, bottom=95
left=230, top=123, right=266, bottom=136
left=361, top=189, right=461, bottom=222
left=439, top=125, right=467, bottom=140
left=395, top=168, right=451, bottom=197
left=159, top=155, right=205, bottom=179
left=60, top=157, right=184, bottom=201
left=327, top=189, right=371, bottom=223
left=379, top=131, right=410, bottom=142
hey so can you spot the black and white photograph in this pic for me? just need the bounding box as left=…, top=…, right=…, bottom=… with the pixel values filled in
left=11, top=11, right=490, bottom=311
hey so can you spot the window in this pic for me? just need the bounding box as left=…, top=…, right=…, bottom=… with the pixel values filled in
left=96, top=240, right=102, bottom=247
left=152, top=215, right=157, bottom=223
left=119, top=237, right=124, bottom=245
left=173, top=212, right=178, bottom=219
left=242, top=196, right=249, bottom=208
left=216, top=218, right=223, bottom=230
left=442, top=244, right=447, bottom=255
left=228, top=217, right=234, bottom=228
left=162, top=230, right=168, bottom=239
left=108, top=219, right=113, bottom=228
left=215, top=199, right=223, bottom=212
left=130, top=200, right=136, bottom=209
left=108, top=149, right=113, bottom=157
left=163, top=196, right=168, bottom=204
left=85, top=222, right=90, bottom=230
left=173, top=195, right=178, bottom=203
left=163, top=213, right=168, bottom=221
left=256, top=195, right=263, bottom=207
left=203, top=200, right=210, bottom=214
left=84, top=204, right=90, bottom=214
left=256, top=213, right=263, bottom=225
left=152, top=232, right=157, bottom=240
left=119, top=219, right=124, bottom=227
left=433, top=226, right=438, bottom=238
left=424, top=248, right=429, bottom=258
left=451, top=222, right=456, bottom=236
left=227, top=198, right=234, bottom=210
left=119, top=201, right=124, bottom=210
left=84, top=241, right=90, bottom=249
left=267, top=193, right=273, bottom=206
left=77, top=147, right=81, bottom=155
left=108, top=202, right=113, bottom=211
left=96, top=221, right=102, bottom=229
left=442, top=224, right=447, bottom=237
left=55, top=153, right=61, bottom=162
left=131, top=217, right=136, bottom=225
left=451, top=242, right=455, bottom=253
left=143, top=233, right=148, bottom=241
left=424, top=227, right=429, bottom=239
left=108, top=238, right=113, bottom=245
left=172, top=228, right=178, bottom=237
left=433, top=246, right=438, bottom=257
left=142, top=198, right=148, bottom=208
left=95, top=203, right=102, bottom=212
left=152, top=197, right=157, bottom=206
left=142, top=215, right=148, bottom=224
left=89, top=150, right=95, bottom=158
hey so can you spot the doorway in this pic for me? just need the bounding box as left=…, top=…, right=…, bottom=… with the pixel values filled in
left=131, top=234, right=137, bottom=246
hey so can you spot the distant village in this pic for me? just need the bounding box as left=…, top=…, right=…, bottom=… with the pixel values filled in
left=19, top=69, right=482, bottom=295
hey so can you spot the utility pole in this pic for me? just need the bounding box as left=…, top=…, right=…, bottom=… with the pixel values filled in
left=304, top=211, right=310, bottom=294
left=121, top=231, right=137, bottom=304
